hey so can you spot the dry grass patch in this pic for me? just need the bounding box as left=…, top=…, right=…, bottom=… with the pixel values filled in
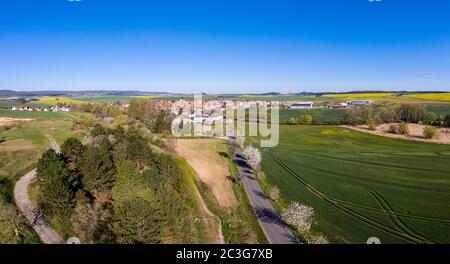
left=175, top=139, right=238, bottom=208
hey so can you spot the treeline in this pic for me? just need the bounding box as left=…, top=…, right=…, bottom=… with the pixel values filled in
left=69, top=102, right=122, bottom=119
left=36, top=124, right=193, bottom=243
left=344, top=104, right=450, bottom=127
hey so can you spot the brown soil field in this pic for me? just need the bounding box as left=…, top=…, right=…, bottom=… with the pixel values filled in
left=175, top=138, right=238, bottom=208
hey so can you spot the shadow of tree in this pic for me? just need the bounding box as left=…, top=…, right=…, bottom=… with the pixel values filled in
left=254, top=207, right=285, bottom=226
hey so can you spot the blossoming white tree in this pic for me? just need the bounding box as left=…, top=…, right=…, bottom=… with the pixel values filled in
left=243, top=145, right=261, bottom=171
left=281, top=201, right=314, bottom=232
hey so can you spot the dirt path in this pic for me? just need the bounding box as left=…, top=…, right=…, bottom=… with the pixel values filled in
left=192, top=184, right=225, bottom=244
left=342, top=124, right=450, bottom=145
left=13, top=134, right=65, bottom=244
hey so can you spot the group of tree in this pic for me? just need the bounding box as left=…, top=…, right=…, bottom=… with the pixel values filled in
left=69, top=103, right=122, bottom=119
left=36, top=124, right=189, bottom=243
left=128, top=101, right=173, bottom=133
left=287, top=114, right=313, bottom=125
left=344, top=103, right=450, bottom=127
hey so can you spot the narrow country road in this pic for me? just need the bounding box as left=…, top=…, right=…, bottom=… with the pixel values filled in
left=229, top=137, right=300, bottom=244
left=13, top=135, right=65, bottom=244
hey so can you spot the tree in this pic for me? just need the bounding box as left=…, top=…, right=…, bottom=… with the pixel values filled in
left=243, top=146, right=262, bottom=171
left=122, top=130, right=153, bottom=169
left=79, top=147, right=116, bottom=193
left=423, top=112, right=437, bottom=124
left=298, top=114, right=313, bottom=125
left=71, top=194, right=111, bottom=244
left=287, top=117, right=297, bottom=125
left=112, top=160, right=144, bottom=204
left=110, top=197, right=162, bottom=244
left=423, top=126, right=439, bottom=139
left=61, top=137, right=85, bottom=168
left=37, top=149, right=75, bottom=217
left=281, top=201, right=314, bottom=232
left=445, top=114, right=450, bottom=128
left=91, top=124, right=106, bottom=137
left=397, top=104, right=426, bottom=123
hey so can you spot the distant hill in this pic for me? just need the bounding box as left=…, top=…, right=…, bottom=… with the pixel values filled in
left=0, top=90, right=184, bottom=97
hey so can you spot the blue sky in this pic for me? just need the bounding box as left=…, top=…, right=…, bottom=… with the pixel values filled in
left=1, top=0, right=449, bottom=93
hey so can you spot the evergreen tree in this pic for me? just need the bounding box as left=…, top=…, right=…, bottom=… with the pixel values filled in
left=61, top=137, right=85, bottom=167
left=79, top=147, right=116, bottom=193
left=91, top=124, right=106, bottom=137
left=110, top=196, right=162, bottom=244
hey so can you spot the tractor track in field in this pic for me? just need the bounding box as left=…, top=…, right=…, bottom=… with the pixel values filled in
left=299, top=162, right=450, bottom=195
left=262, top=148, right=435, bottom=244
left=361, top=186, right=434, bottom=244
left=297, top=151, right=450, bottom=174
left=333, top=198, right=450, bottom=224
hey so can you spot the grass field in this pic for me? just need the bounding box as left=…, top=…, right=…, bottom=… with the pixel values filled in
left=249, top=125, right=450, bottom=243
left=0, top=109, right=73, bottom=120
left=425, top=104, right=450, bottom=116
left=280, top=108, right=346, bottom=123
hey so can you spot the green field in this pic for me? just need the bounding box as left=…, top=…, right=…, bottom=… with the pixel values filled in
left=0, top=109, right=73, bottom=120
left=250, top=125, right=450, bottom=244
left=425, top=104, right=450, bottom=116
left=280, top=108, right=346, bottom=123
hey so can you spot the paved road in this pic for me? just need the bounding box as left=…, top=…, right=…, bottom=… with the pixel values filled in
left=229, top=138, right=300, bottom=244
left=13, top=135, right=65, bottom=244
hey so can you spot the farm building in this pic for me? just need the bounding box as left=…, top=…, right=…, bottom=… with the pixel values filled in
left=346, top=100, right=375, bottom=106
left=288, top=102, right=314, bottom=109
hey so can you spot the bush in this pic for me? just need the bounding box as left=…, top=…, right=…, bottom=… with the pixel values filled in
left=388, top=124, right=399, bottom=134
left=423, top=126, right=439, bottom=139
left=367, top=119, right=376, bottom=131
left=398, top=123, right=409, bottom=135
left=287, top=117, right=297, bottom=125
left=298, top=114, right=313, bottom=125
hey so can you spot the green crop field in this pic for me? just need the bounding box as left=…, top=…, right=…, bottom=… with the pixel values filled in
left=425, top=104, right=450, bottom=116
left=280, top=108, right=346, bottom=123
left=249, top=125, right=450, bottom=244
left=0, top=109, right=73, bottom=120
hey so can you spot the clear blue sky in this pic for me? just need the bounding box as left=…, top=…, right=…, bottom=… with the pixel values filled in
left=1, top=0, right=449, bottom=93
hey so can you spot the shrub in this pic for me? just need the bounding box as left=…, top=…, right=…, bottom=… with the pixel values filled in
left=367, top=119, right=376, bottom=131
left=298, top=114, right=313, bottom=125
left=398, top=123, right=409, bottom=135
left=388, top=124, right=399, bottom=134
left=287, top=117, right=298, bottom=125
left=423, top=126, right=439, bottom=139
